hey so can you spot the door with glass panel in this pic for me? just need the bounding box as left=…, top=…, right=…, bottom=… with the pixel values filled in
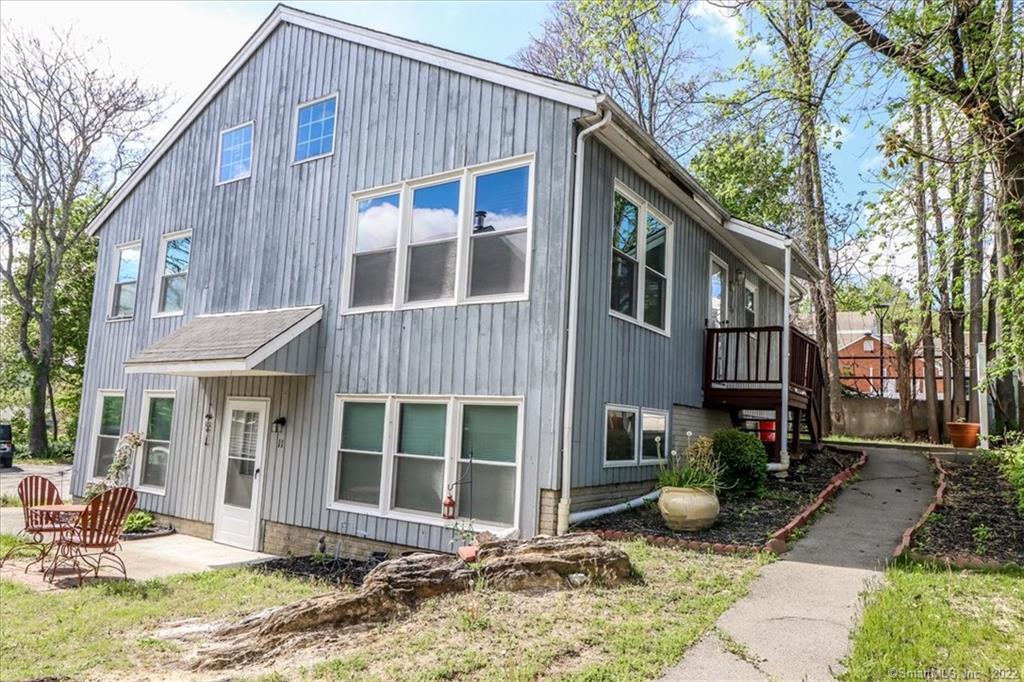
left=214, top=398, right=269, bottom=549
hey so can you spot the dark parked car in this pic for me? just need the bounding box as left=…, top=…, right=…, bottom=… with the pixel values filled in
left=0, top=423, right=14, bottom=468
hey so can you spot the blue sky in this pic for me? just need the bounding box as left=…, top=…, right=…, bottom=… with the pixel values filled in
left=5, top=1, right=887, bottom=251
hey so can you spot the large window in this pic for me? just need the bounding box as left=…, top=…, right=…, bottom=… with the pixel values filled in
left=609, top=185, right=672, bottom=332
left=217, top=122, right=253, bottom=184
left=110, top=242, right=141, bottom=320
left=137, top=392, right=174, bottom=491
left=154, top=231, right=192, bottom=316
left=92, top=392, right=124, bottom=478
left=344, top=156, right=533, bottom=311
left=294, top=94, right=337, bottom=163
left=329, top=395, right=522, bottom=530
left=604, top=404, right=668, bottom=467
left=708, top=254, right=729, bottom=327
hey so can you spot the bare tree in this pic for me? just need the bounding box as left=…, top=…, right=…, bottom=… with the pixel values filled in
left=0, top=28, right=164, bottom=454
left=514, top=0, right=713, bottom=157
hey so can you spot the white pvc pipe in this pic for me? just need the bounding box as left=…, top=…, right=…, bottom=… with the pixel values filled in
left=568, top=489, right=662, bottom=526
left=772, top=241, right=792, bottom=476
left=558, top=109, right=613, bottom=535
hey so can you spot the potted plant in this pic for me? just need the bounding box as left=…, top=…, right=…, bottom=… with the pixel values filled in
left=656, top=436, right=724, bottom=532
left=947, top=417, right=981, bottom=449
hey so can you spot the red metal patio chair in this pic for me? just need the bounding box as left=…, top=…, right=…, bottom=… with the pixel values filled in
left=44, top=486, right=137, bottom=586
left=0, top=475, right=66, bottom=571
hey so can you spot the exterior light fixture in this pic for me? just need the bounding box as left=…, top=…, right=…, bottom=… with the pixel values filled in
left=272, top=416, right=287, bottom=433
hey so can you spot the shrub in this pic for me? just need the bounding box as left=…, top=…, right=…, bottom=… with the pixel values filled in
left=712, top=428, right=767, bottom=494
left=998, top=439, right=1024, bottom=515
left=122, top=510, right=155, bottom=533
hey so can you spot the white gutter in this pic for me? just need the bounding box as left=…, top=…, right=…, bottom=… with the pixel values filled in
left=569, top=489, right=662, bottom=526
left=558, top=108, right=613, bottom=535
left=767, top=240, right=792, bottom=476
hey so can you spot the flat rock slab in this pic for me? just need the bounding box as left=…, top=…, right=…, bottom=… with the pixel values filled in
left=663, top=448, right=935, bottom=681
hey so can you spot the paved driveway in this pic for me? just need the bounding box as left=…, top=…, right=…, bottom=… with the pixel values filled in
left=0, top=461, right=73, bottom=499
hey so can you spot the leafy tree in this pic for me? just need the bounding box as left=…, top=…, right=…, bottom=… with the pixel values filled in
left=0, top=28, right=164, bottom=455
left=690, top=129, right=795, bottom=229
left=515, top=0, right=713, bottom=156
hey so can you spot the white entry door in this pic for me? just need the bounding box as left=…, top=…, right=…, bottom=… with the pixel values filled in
left=214, top=398, right=269, bottom=550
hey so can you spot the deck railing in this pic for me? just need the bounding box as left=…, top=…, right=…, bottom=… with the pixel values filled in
left=703, top=325, right=821, bottom=396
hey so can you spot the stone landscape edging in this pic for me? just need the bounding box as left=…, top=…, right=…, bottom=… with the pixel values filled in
left=593, top=448, right=869, bottom=557
left=893, top=456, right=1023, bottom=570
left=892, top=456, right=948, bottom=560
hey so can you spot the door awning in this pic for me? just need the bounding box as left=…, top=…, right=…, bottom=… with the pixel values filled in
left=724, top=218, right=822, bottom=282
left=124, top=305, right=322, bottom=376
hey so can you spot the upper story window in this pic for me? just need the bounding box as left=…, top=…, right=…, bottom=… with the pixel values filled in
left=293, top=94, right=338, bottom=163
left=708, top=254, right=729, bottom=328
left=154, top=231, right=192, bottom=316
left=217, top=122, right=253, bottom=184
left=109, top=242, right=141, bottom=320
left=343, top=155, right=533, bottom=312
left=743, top=280, right=758, bottom=327
left=609, top=184, right=673, bottom=333
left=863, top=339, right=875, bottom=352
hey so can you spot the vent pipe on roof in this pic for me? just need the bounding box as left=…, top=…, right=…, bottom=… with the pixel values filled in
left=557, top=108, right=613, bottom=535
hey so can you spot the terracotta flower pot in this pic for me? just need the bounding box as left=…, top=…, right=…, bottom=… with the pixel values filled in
left=658, top=487, right=720, bottom=531
left=947, top=421, right=980, bottom=448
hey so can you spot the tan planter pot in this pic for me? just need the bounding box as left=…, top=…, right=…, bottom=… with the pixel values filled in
left=947, top=422, right=980, bottom=448
left=658, top=487, right=720, bottom=532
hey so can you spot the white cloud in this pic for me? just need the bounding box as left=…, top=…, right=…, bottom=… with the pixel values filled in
left=411, top=208, right=459, bottom=242
left=355, top=203, right=399, bottom=251
left=692, top=1, right=743, bottom=41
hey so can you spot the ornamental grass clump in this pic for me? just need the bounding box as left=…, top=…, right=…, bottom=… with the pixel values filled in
left=656, top=436, right=726, bottom=493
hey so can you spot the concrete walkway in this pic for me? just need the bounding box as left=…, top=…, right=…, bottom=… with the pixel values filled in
left=1, top=507, right=269, bottom=590
left=663, top=448, right=935, bottom=681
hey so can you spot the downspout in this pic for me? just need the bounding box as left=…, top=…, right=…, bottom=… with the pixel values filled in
left=557, top=107, right=613, bottom=535
left=767, top=240, right=792, bottom=475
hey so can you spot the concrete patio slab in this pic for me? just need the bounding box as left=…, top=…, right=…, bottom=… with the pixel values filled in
left=663, top=447, right=936, bottom=681
left=1, top=507, right=270, bottom=591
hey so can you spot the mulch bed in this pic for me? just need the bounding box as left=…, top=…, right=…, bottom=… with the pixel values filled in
left=577, top=448, right=862, bottom=548
left=252, top=552, right=390, bottom=587
left=120, top=525, right=175, bottom=541
left=910, top=457, right=1024, bottom=567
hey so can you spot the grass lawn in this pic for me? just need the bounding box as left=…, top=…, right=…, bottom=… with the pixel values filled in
left=0, top=540, right=765, bottom=681
left=842, top=563, right=1024, bottom=681
left=0, top=566, right=330, bottom=681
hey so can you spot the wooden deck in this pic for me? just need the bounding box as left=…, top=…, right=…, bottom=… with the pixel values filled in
left=703, top=325, right=824, bottom=460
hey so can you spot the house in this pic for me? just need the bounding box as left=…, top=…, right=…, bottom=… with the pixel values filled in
left=71, top=5, right=822, bottom=557
left=833, top=312, right=944, bottom=400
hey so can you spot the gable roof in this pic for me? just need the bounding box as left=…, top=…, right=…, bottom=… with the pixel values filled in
left=86, top=4, right=600, bottom=236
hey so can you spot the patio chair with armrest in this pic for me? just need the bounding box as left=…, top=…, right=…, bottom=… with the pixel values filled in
left=0, top=475, right=66, bottom=570
left=44, top=486, right=138, bottom=586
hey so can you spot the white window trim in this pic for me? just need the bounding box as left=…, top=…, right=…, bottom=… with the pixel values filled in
left=708, top=252, right=729, bottom=327
left=608, top=181, right=673, bottom=337
left=214, top=120, right=255, bottom=186
left=134, top=389, right=176, bottom=496
left=88, top=389, right=125, bottom=482
left=151, top=229, right=193, bottom=318
left=325, top=393, right=524, bottom=536
left=639, top=407, right=670, bottom=463
left=743, top=279, right=759, bottom=327
left=340, top=154, right=535, bottom=314
left=290, top=92, right=339, bottom=166
left=107, top=240, right=142, bottom=322
left=603, top=403, right=640, bottom=469
left=603, top=403, right=669, bottom=468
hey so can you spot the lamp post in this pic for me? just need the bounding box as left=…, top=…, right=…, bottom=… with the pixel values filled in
left=873, top=302, right=891, bottom=398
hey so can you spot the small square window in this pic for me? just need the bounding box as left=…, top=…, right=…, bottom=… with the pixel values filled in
left=294, top=96, right=337, bottom=163
left=605, top=407, right=637, bottom=464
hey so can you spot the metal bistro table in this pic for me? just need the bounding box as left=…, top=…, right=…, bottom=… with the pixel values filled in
left=25, top=503, right=86, bottom=573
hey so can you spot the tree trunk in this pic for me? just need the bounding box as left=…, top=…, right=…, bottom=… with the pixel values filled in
left=891, top=319, right=916, bottom=440
left=912, top=104, right=940, bottom=442
left=925, top=105, right=952, bottom=437
left=968, top=157, right=985, bottom=423
left=47, top=378, right=59, bottom=441
left=161, top=533, right=632, bottom=672
left=28, top=361, right=49, bottom=455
